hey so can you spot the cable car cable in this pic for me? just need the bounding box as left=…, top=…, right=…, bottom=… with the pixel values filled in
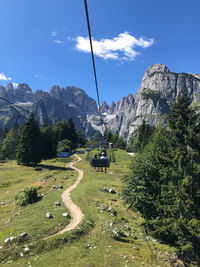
left=83, top=0, right=104, bottom=126
left=0, top=96, right=31, bottom=114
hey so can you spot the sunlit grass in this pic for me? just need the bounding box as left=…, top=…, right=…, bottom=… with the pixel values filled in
left=0, top=151, right=177, bottom=266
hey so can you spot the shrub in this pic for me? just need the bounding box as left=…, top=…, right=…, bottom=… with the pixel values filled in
left=16, top=187, right=39, bottom=206
left=142, top=89, right=161, bottom=102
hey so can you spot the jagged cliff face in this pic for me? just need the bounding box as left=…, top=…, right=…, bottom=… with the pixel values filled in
left=90, top=64, right=200, bottom=140
left=0, top=84, right=98, bottom=137
left=0, top=64, right=200, bottom=140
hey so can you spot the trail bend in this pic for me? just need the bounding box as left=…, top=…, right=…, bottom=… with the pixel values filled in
left=44, top=154, right=84, bottom=239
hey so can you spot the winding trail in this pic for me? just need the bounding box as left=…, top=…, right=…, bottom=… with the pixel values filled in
left=44, top=154, right=84, bottom=239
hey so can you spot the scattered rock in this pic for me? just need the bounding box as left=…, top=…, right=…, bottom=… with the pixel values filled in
left=4, top=236, right=15, bottom=243
left=24, top=247, right=30, bottom=252
left=62, top=213, right=69, bottom=217
left=14, top=212, right=21, bottom=217
left=0, top=200, right=6, bottom=205
left=110, top=222, right=114, bottom=227
left=20, top=252, right=24, bottom=257
left=0, top=246, right=3, bottom=249
left=131, top=236, right=138, bottom=240
left=108, top=207, right=117, bottom=216
left=123, top=232, right=130, bottom=237
left=52, top=185, right=58, bottom=189
left=59, top=185, right=63, bottom=189
left=100, top=204, right=107, bottom=211
left=19, top=232, right=27, bottom=237
left=109, top=188, right=116, bottom=194
left=55, top=201, right=61, bottom=206
left=103, top=187, right=109, bottom=192
left=63, top=177, right=68, bottom=180
left=61, top=237, right=67, bottom=242
left=112, top=229, right=121, bottom=238
left=94, top=201, right=100, bottom=206
left=46, top=212, right=53, bottom=219
left=5, top=218, right=11, bottom=224
left=54, top=178, right=57, bottom=181
left=40, top=194, right=45, bottom=198
left=123, top=224, right=130, bottom=230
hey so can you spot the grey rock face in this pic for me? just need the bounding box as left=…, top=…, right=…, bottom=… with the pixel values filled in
left=1, top=64, right=200, bottom=141
left=50, top=86, right=98, bottom=114
left=92, top=63, right=200, bottom=141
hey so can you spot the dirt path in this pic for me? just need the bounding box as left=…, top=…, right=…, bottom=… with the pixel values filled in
left=44, top=154, right=84, bottom=239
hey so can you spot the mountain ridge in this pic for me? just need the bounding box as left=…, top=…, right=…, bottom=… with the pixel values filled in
left=0, top=63, right=200, bottom=140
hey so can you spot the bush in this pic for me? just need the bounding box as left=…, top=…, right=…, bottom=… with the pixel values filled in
left=141, top=89, right=161, bottom=102
left=16, top=187, right=39, bottom=206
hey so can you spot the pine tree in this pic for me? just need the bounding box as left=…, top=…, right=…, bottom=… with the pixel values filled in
left=66, top=118, right=78, bottom=147
left=1, top=123, right=20, bottom=159
left=130, top=120, right=155, bottom=152
left=16, top=113, right=42, bottom=165
left=41, top=119, right=56, bottom=159
left=116, top=136, right=126, bottom=149
left=168, top=89, right=200, bottom=257
left=123, top=89, right=200, bottom=261
left=0, top=127, right=8, bottom=140
left=54, top=120, right=69, bottom=142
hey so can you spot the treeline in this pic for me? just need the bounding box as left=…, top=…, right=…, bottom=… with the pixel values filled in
left=86, top=130, right=126, bottom=150
left=123, top=89, right=200, bottom=264
left=0, top=114, right=86, bottom=165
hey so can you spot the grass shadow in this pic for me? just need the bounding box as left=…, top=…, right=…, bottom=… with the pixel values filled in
left=37, top=164, right=72, bottom=171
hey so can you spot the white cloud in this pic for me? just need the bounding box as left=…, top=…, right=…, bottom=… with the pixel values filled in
left=0, top=73, right=12, bottom=81
left=13, top=83, right=18, bottom=88
left=51, top=31, right=58, bottom=37
left=34, top=74, right=48, bottom=82
left=54, top=39, right=62, bottom=44
left=74, top=32, right=154, bottom=61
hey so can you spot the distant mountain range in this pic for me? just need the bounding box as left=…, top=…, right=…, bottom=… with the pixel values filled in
left=1, top=63, right=200, bottom=140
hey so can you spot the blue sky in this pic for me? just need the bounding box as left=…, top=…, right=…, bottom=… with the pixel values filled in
left=0, top=0, right=199, bottom=104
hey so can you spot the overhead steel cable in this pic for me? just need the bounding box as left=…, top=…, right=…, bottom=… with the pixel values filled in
left=83, top=0, right=105, bottom=127
left=0, top=96, right=31, bottom=114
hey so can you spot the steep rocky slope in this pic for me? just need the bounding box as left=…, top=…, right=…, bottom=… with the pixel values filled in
left=0, top=63, right=200, bottom=140
left=90, top=63, right=200, bottom=140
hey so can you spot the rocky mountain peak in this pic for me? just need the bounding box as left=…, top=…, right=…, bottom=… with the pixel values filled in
left=145, top=63, right=170, bottom=76
left=100, top=101, right=109, bottom=113
left=15, top=83, right=33, bottom=102
left=6, top=83, right=14, bottom=92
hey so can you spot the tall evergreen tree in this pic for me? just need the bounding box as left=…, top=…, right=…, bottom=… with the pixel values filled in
left=128, top=120, right=155, bottom=152
left=76, top=129, right=86, bottom=146
left=123, top=89, right=200, bottom=262
left=66, top=118, right=78, bottom=146
left=41, top=119, right=56, bottom=159
left=0, top=127, right=8, bottom=140
left=1, top=123, right=20, bottom=159
left=54, top=120, right=69, bottom=142
left=16, top=113, right=42, bottom=165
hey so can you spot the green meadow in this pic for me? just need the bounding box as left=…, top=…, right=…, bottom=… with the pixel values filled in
left=0, top=151, right=178, bottom=267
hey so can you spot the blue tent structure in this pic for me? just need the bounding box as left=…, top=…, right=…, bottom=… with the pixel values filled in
left=77, top=150, right=85, bottom=154
left=58, top=152, right=69, bottom=158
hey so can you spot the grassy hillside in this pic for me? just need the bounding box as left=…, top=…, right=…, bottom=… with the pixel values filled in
left=0, top=151, right=181, bottom=267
